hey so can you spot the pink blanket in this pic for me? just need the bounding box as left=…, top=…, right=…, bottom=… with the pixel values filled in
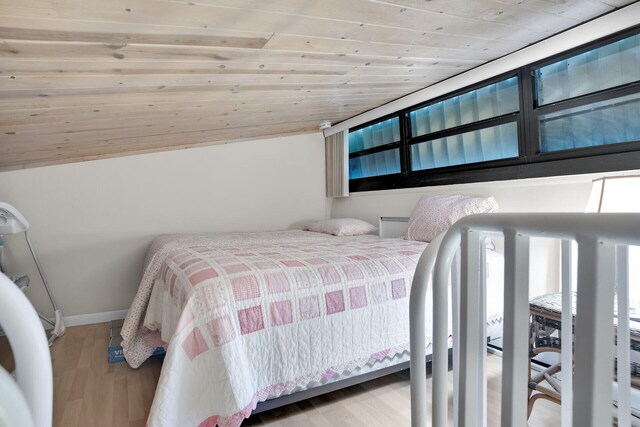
left=121, top=231, right=427, bottom=427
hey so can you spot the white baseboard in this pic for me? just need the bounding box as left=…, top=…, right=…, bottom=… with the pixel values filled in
left=62, top=309, right=128, bottom=327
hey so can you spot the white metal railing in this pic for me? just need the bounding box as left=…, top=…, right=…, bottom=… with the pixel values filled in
left=0, top=272, right=53, bottom=427
left=410, top=213, right=640, bottom=427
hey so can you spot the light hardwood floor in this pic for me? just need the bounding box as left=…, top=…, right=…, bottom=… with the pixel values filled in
left=0, top=323, right=560, bottom=426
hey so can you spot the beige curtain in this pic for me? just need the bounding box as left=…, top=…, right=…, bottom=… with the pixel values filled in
left=325, top=131, right=349, bottom=198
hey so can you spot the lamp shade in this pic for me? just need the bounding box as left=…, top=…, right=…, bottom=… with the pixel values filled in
left=585, top=175, right=640, bottom=213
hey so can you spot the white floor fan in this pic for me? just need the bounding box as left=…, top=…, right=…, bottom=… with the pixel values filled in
left=0, top=202, right=65, bottom=345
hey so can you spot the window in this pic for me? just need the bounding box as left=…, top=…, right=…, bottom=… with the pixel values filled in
left=534, top=34, right=640, bottom=106
left=410, top=122, right=519, bottom=171
left=348, top=115, right=402, bottom=179
left=537, top=93, right=640, bottom=153
left=409, top=77, right=519, bottom=138
left=533, top=32, right=640, bottom=155
left=348, top=26, right=640, bottom=192
left=408, top=76, right=520, bottom=172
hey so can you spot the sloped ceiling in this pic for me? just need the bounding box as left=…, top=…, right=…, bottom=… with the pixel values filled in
left=0, top=0, right=635, bottom=171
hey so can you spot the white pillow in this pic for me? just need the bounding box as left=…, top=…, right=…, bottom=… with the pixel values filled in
left=303, top=218, right=378, bottom=236
left=405, top=195, right=499, bottom=242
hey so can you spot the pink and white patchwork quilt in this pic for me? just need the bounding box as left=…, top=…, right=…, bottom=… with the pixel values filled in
left=120, top=230, right=500, bottom=427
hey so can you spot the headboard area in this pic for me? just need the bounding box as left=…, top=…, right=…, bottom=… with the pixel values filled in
left=378, top=216, right=409, bottom=238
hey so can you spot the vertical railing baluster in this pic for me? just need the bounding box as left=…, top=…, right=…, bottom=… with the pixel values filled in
left=459, top=228, right=484, bottom=427
left=479, top=240, right=487, bottom=426
left=574, top=237, right=616, bottom=427
left=560, top=240, right=574, bottom=427
left=501, top=231, right=530, bottom=426
left=452, top=249, right=461, bottom=426
left=616, top=245, right=631, bottom=427
left=433, top=237, right=459, bottom=427
left=410, top=234, right=446, bottom=427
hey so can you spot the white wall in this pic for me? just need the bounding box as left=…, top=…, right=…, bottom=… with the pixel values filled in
left=330, top=170, right=640, bottom=297
left=0, top=132, right=328, bottom=319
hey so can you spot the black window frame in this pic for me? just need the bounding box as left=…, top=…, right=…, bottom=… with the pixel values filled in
left=347, top=112, right=405, bottom=181
left=527, top=26, right=640, bottom=163
left=405, top=70, right=524, bottom=175
left=349, top=25, right=640, bottom=193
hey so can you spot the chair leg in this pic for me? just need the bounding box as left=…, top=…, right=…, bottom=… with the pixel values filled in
left=528, top=392, right=561, bottom=418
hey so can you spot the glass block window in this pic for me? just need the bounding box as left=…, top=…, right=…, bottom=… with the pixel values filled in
left=539, top=93, right=640, bottom=152
left=349, top=149, right=401, bottom=179
left=407, top=75, right=520, bottom=173
left=348, top=115, right=402, bottom=180
left=348, top=117, right=401, bottom=153
left=411, top=122, right=518, bottom=171
left=536, top=33, right=640, bottom=106
left=345, top=28, right=640, bottom=192
left=534, top=31, right=640, bottom=154
left=410, top=77, right=519, bottom=138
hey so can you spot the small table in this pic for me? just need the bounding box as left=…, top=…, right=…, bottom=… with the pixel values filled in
left=528, top=292, right=640, bottom=418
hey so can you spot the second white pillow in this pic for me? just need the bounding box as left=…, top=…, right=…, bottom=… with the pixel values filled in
left=405, top=194, right=499, bottom=242
left=303, top=218, right=378, bottom=236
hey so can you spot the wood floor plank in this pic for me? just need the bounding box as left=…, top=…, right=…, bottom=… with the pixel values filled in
left=76, top=344, right=94, bottom=370
left=79, top=368, right=115, bottom=427
left=113, top=375, right=130, bottom=427
left=59, top=398, right=83, bottom=427
left=52, top=367, right=76, bottom=427
left=67, top=368, right=89, bottom=401
left=140, top=365, right=158, bottom=418
left=127, top=366, right=146, bottom=423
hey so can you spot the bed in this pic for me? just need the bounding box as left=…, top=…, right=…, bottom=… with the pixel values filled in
left=121, top=218, right=504, bottom=427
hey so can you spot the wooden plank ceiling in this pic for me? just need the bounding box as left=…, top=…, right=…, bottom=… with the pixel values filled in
left=0, top=0, right=634, bottom=171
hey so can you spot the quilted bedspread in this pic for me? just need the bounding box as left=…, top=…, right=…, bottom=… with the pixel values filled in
left=121, top=230, right=431, bottom=427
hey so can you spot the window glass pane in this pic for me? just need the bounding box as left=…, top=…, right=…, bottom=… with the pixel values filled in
left=349, top=149, right=401, bottom=179
left=411, top=122, right=518, bottom=171
left=539, top=92, right=640, bottom=153
left=348, top=117, right=401, bottom=153
left=536, top=33, right=640, bottom=106
left=409, top=77, right=519, bottom=138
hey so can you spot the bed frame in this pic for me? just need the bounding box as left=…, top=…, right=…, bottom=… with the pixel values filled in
left=253, top=351, right=452, bottom=414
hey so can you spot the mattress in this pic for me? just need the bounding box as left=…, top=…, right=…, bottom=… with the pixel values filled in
left=121, top=230, right=504, bottom=427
